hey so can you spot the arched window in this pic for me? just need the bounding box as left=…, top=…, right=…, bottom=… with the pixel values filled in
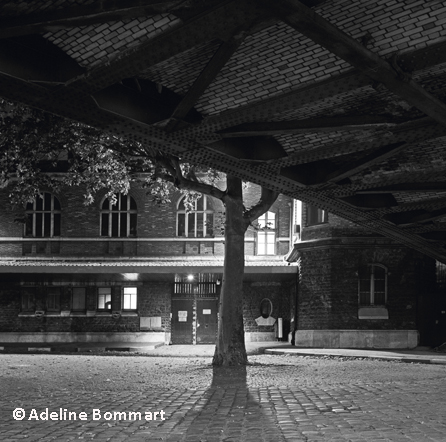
left=177, top=196, right=214, bottom=237
left=101, top=194, right=137, bottom=237
left=257, top=211, right=276, bottom=255
left=25, top=192, right=61, bottom=237
left=358, top=264, right=387, bottom=306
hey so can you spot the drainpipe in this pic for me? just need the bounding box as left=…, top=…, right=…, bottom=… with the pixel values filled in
left=291, top=265, right=299, bottom=346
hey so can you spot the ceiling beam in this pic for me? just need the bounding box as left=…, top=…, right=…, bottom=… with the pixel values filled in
left=356, top=182, right=446, bottom=194
left=217, top=115, right=401, bottom=137
left=165, top=27, right=249, bottom=132
left=0, top=1, right=181, bottom=39
left=269, top=0, right=446, bottom=128
left=180, top=39, right=446, bottom=139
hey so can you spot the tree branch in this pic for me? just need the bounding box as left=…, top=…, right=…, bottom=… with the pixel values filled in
left=244, top=186, right=279, bottom=223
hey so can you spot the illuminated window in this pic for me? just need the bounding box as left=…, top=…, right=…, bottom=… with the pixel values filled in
left=257, top=211, right=276, bottom=255
left=25, top=193, right=61, bottom=237
left=307, top=204, right=327, bottom=226
left=359, top=264, right=387, bottom=306
left=177, top=196, right=214, bottom=237
left=101, top=194, right=137, bottom=237
left=98, top=287, right=112, bottom=310
left=122, top=287, right=137, bottom=310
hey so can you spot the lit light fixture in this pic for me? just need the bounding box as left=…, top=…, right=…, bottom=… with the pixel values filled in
left=187, top=274, right=194, bottom=281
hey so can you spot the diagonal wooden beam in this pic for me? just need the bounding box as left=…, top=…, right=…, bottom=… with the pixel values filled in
left=0, top=1, right=181, bottom=39
left=165, top=27, right=249, bottom=132
left=217, top=115, right=401, bottom=137
left=268, top=0, right=446, bottom=127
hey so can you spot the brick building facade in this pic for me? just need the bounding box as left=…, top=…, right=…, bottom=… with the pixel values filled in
left=0, top=181, right=442, bottom=349
left=0, top=182, right=297, bottom=347
left=286, top=204, right=442, bottom=348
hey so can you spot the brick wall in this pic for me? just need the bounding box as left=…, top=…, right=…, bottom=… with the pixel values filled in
left=243, top=280, right=293, bottom=337
left=0, top=183, right=293, bottom=258
left=297, top=243, right=435, bottom=333
left=0, top=281, right=171, bottom=333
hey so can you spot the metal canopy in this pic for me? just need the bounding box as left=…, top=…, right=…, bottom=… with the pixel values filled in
left=1, top=0, right=446, bottom=262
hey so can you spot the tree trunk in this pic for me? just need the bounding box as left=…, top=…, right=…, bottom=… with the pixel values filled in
left=212, top=175, right=249, bottom=366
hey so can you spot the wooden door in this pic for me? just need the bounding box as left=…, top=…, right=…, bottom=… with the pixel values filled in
left=196, top=299, right=218, bottom=344
left=171, top=299, right=193, bottom=344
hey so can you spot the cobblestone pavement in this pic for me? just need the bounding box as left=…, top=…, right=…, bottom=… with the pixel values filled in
left=0, top=352, right=445, bottom=441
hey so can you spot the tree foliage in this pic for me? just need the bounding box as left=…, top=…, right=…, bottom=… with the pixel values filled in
left=0, top=99, right=279, bottom=365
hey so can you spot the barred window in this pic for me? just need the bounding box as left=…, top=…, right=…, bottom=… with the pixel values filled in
left=359, top=264, right=387, bottom=306
left=177, top=196, right=214, bottom=238
left=101, top=194, right=137, bottom=237
left=25, top=193, right=61, bottom=237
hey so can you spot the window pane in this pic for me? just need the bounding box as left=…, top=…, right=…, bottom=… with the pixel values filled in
left=25, top=214, right=33, bottom=236
left=197, top=197, right=204, bottom=211
left=359, top=292, right=370, bottom=305
left=120, top=194, right=128, bottom=210
left=54, top=197, right=61, bottom=211
left=102, top=199, right=109, bottom=210
left=36, top=196, right=43, bottom=211
left=130, top=197, right=137, bottom=210
left=111, top=213, right=119, bottom=237
left=72, top=288, right=86, bottom=310
left=44, top=213, right=51, bottom=237
left=120, top=213, right=127, bottom=237
left=187, top=213, right=195, bottom=237
left=177, top=213, right=185, bottom=236
left=111, top=195, right=118, bottom=210
left=123, top=287, right=137, bottom=310
left=47, top=288, right=60, bottom=311
left=98, top=288, right=111, bottom=309
left=205, top=213, right=213, bottom=236
left=196, top=213, right=204, bottom=237
left=54, top=213, right=61, bottom=236
left=21, top=288, right=35, bottom=311
left=359, top=278, right=370, bottom=292
left=101, top=213, right=109, bottom=237
left=374, top=266, right=385, bottom=279
left=129, top=213, right=137, bottom=236
left=35, top=213, right=43, bottom=237
left=374, top=292, right=386, bottom=305
left=44, top=193, right=51, bottom=211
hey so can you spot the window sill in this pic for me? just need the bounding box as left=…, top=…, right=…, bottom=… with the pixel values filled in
left=121, top=311, right=138, bottom=317
left=358, top=306, right=389, bottom=320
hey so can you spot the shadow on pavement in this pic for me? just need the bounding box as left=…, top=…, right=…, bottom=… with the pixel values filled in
left=179, top=365, right=281, bottom=441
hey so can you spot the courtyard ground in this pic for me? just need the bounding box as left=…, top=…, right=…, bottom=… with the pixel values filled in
left=0, top=344, right=445, bottom=441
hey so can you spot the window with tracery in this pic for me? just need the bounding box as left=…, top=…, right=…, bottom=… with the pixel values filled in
left=177, top=196, right=214, bottom=237
left=25, top=193, right=61, bottom=237
left=100, top=194, right=137, bottom=237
